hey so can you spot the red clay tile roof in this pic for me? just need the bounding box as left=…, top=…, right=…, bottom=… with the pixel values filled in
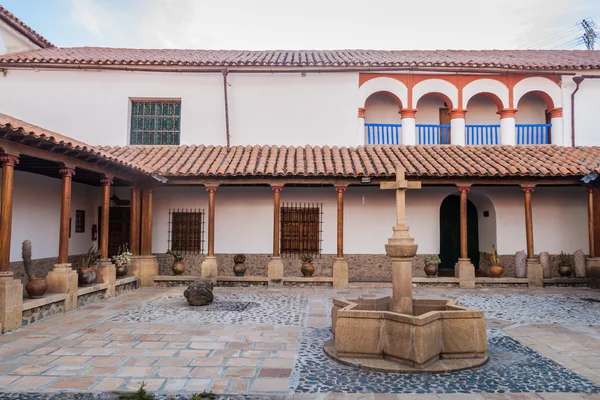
left=97, top=144, right=600, bottom=179
left=0, top=5, right=53, bottom=49
left=0, top=113, right=150, bottom=174
left=2, top=48, right=600, bottom=71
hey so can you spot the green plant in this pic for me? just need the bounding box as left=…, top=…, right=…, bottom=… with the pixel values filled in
left=191, top=392, right=216, bottom=400
left=119, top=381, right=153, bottom=400
left=423, top=254, right=441, bottom=265
left=559, top=251, right=572, bottom=266
left=112, top=243, right=132, bottom=266
left=80, top=245, right=102, bottom=269
left=166, top=249, right=184, bottom=263
left=299, top=253, right=313, bottom=263
left=233, top=254, right=246, bottom=264
left=491, top=245, right=500, bottom=266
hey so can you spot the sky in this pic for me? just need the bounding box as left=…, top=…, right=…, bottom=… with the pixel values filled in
left=4, top=0, right=600, bottom=50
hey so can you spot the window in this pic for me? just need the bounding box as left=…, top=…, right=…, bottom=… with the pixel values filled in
left=75, top=210, right=85, bottom=233
left=280, top=203, right=322, bottom=256
left=169, top=209, right=205, bottom=254
left=130, top=100, right=181, bottom=145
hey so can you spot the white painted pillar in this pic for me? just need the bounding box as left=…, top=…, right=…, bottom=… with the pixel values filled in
left=358, top=107, right=365, bottom=145
left=400, top=109, right=417, bottom=145
left=499, top=109, right=517, bottom=145
left=450, top=110, right=466, bottom=146
left=549, top=108, right=564, bottom=146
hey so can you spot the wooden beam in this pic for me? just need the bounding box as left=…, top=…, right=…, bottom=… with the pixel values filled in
left=0, top=154, right=18, bottom=273
left=458, top=186, right=470, bottom=259
left=336, top=186, right=346, bottom=258
left=130, top=187, right=141, bottom=255
left=99, top=178, right=112, bottom=258
left=588, top=186, right=596, bottom=258
left=271, top=185, right=282, bottom=257
left=140, top=188, right=154, bottom=255
left=58, top=167, right=75, bottom=264
left=522, top=186, right=535, bottom=258
left=206, top=186, right=218, bottom=257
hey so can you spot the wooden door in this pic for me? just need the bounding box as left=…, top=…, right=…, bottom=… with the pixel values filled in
left=439, top=108, right=451, bottom=144
left=439, top=195, right=479, bottom=272
left=98, top=206, right=130, bottom=257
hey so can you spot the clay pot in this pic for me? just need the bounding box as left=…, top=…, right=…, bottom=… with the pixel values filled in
left=424, top=264, right=438, bottom=277
left=490, top=265, right=504, bottom=278
left=558, top=265, right=573, bottom=277
left=116, top=264, right=128, bottom=278
left=301, top=262, right=315, bottom=277
left=172, top=262, right=185, bottom=275
left=233, top=262, right=247, bottom=277
left=25, top=278, right=47, bottom=299
left=78, top=268, right=96, bottom=286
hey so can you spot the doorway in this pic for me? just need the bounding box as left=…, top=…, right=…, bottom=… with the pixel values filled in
left=439, top=195, right=479, bottom=272
left=98, top=206, right=131, bottom=257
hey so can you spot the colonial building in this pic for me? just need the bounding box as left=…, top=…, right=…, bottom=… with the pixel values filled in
left=1, top=5, right=600, bottom=331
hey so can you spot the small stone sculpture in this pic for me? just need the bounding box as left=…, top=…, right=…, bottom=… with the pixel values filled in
left=515, top=250, right=527, bottom=278
left=574, top=249, right=586, bottom=278
left=540, top=252, right=551, bottom=278
left=184, top=279, right=214, bottom=306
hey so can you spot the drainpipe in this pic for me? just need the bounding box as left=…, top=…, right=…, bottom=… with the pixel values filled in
left=571, top=75, right=600, bottom=147
left=222, top=68, right=231, bottom=150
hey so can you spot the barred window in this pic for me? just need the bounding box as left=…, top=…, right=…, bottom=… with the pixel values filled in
left=280, top=203, right=323, bottom=256
left=75, top=210, right=85, bottom=233
left=130, top=100, right=181, bottom=145
left=169, top=209, right=205, bottom=254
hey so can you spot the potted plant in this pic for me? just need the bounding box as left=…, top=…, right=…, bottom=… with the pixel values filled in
left=423, top=255, right=441, bottom=277
left=167, top=250, right=185, bottom=275
left=489, top=245, right=504, bottom=277
left=233, top=254, right=247, bottom=276
left=79, top=245, right=101, bottom=285
left=558, top=251, right=573, bottom=277
left=22, top=240, right=47, bottom=299
left=299, top=253, right=315, bottom=277
left=112, top=243, right=132, bottom=278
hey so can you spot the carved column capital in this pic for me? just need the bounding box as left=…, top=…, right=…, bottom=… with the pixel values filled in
left=0, top=154, right=19, bottom=167
left=449, top=109, right=468, bottom=119
left=358, top=107, right=366, bottom=118
left=521, top=186, right=535, bottom=193
left=335, top=186, right=347, bottom=193
left=59, top=167, right=76, bottom=177
left=457, top=186, right=470, bottom=193
left=497, top=108, right=518, bottom=119
left=206, top=186, right=218, bottom=193
left=100, top=177, right=113, bottom=186
left=400, top=108, right=418, bottom=119
left=271, top=185, right=283, bottom=193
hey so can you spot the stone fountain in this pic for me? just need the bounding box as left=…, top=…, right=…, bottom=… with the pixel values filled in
left=324, top=167, right=488, bottom=372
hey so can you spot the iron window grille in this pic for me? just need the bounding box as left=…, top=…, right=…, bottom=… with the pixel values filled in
left=75, top=210, right=85, bottom=233
left=130, top=100, right=181, bottom=145
left=168, top=209, right=205, bottom=254
left=280, top=202, right=323, bottom=258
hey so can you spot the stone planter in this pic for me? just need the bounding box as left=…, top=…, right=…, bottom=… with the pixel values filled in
left=301, top=262, right=315, bottom=277
left=490, top=265, right=504, bottom=278
left=78, top=268, right=96, bottom=286
left=172, top=262, right=185, bottom=275
left=116, top=264, right=128, bottom=277
left=25, top=277, right=48, bottom=299
left=558, top=264, right=573, bottom=277
left=233, top=262, right=247, bottom=277
left=424, top=264, right=438, bottom=277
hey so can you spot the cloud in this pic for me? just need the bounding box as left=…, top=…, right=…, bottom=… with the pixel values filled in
left=69, top=0, right=121, bottom=39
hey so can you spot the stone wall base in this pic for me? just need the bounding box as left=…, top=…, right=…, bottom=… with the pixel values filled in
left=130, top=256, right=158, bottom=287
left=95, top=259, right=116, bottom=297
left=0, top=274, right=23, bottom=333
left=267, top=257, right=284, bottom=287
left=527, top=258, right=544, bottom=287
left=46, top=264, right=78, bottom=311
left=333, top=258, right=349, bottom=288
left=455, top=259, right=475, bottom=288
left=201, top=256, right=218, bottom=283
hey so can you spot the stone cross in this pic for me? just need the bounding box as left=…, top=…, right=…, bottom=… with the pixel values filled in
left=380, top=167, right=421, bottom=227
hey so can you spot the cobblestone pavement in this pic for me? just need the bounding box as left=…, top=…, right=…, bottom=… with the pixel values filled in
left=1, top=286, right=600, bottom=399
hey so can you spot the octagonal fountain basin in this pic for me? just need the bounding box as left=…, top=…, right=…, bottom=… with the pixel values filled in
left=324, top=297, right=488, bottom=373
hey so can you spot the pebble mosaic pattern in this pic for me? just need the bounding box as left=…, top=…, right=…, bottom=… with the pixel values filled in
left=108, top=293, right=307, bottom=325
left=294, top=327, right=600, bottom=394
left=0, top=395, right=281, bottom=400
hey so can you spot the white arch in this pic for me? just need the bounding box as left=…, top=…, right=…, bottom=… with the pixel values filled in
left=412, top=79, right=459, bottom=109
left=513, top=77, right=562, bottom=109
left=358, top=77, right=408, bottom=108
left=462, top=79, right=509, bottom=109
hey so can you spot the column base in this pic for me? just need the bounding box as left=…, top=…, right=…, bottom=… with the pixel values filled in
left=527, top=258, right=543, bottom=288
left=130, top=256, right=158, bottom=287
left=201, top=256, right=218, bottom=284
left=332, top=257, right=349, bottom=288
left=46, top=263, right=78, bottom=311
left=267, top=256, right=284, bottom=287
left=95, top=259, right=116, bottom=297
left=454, top=258, right=475, bottom=289
left=587, top=258, right=600, bottom=289
left=0, top=272, right=23, bottom=333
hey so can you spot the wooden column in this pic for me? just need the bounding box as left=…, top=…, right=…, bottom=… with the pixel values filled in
left=57, top=167, right=75, bottom=264
left=336, top=186, right=346, bottom=258
left=206, top=186, right=218, bottom=257
left=522, top=186, right=535, bottom=258
left=140, top=188, right=154, bottom=256
left=588, top=186, right=596, bottom=258
left=99, top=177, right=112, bottom=259
left=458, top=186, right=470, bottom=259
left=129, top=187, right=141, bottom=255
left=272, top=186, right=282, bottom=257
left=0, top=155, right=18, bottom=273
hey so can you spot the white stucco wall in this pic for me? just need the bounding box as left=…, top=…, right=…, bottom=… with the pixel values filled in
left=415, top=96, right=446, bottom=125
left=464, top=97, right=500, bottom=125
left=514, top=93, right=547, bottom=124
left=363, top=93, right=402, bottom=124
left=0, top=21, right=40, bottom=55
left=1, top=171, right=100, bottom=262
left=571, top=77, right=600, bottom=146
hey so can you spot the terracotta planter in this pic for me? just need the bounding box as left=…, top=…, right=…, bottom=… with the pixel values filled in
left=172, top=262, right=185, bottom=275
left=78, top=268, right=96, bottom=286
left=116, top=264, right=128, bottom=277
left=424, top=264, right=438, bottom=277
left=490, top=265, right=504, bottom=278
left=233, top=262, right=247, bottom=277
left=558, top=264, right=573, bottom=277
left=25, top=278, right=47, bottom=299
left=301, top=262, right=315, bottom=277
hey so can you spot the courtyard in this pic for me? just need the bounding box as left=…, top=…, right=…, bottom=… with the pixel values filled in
left=0, top=286, right=599, bottom=399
